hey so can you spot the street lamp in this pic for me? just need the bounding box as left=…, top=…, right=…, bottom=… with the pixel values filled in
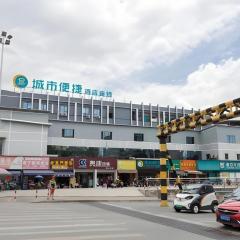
left=0, top=31, right=13, bottom=105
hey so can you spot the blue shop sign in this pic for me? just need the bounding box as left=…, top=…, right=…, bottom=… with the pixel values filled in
left=137, top=160, right=160, bottom=169
left=197, top=160, right=240, bottom=172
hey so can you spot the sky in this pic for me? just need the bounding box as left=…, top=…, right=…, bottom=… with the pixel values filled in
left=1, top=0, right=240, bottom=109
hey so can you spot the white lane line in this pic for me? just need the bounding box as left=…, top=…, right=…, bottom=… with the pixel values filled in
left=0, top=216, right=98, bottom=222
left=0, top=222, right=126, bottom=231
left=0, top=228, right=129, bottom=236
left=0, top=219, right=105, bottom=225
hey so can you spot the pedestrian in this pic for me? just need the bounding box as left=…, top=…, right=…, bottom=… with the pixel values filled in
left=49, top=176, right=57, bottom=200
left=174, top=175, right=183, bottom=193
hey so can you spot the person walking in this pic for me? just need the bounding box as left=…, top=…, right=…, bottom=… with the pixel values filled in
left=175, top=175, right=183, bottom=193
left=49, top=176, right=57, bottom=200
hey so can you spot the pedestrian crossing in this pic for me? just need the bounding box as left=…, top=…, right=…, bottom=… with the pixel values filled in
left=0, top=202, right=144, bottom=240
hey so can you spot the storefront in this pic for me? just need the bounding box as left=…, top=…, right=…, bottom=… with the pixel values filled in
left=117, top=160, right=137, bottom=186
left=74, top=157, right=117, bottom=188
left=0, top=156, right=24, bottom=189
left=180, top=160, right=202, bottom=178
left=197, top=160, right=240, bottom=179
left=50, top=157, right=74, bottom=188
left=22, top=157, right=52, bottom=189
left=136, top=159, right=160, bottom=180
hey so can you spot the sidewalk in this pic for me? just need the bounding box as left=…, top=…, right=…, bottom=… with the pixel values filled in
left=0, top=187, right=159, bottom=202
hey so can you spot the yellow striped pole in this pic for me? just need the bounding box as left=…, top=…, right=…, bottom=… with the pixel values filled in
left=159, top=136, right=168, bottom=207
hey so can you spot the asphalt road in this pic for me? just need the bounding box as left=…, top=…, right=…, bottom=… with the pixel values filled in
left=0, top=201, right=239, bottom=240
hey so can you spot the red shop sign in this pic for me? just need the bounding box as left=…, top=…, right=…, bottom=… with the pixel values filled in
left=22, top=157, right=49, bottom=170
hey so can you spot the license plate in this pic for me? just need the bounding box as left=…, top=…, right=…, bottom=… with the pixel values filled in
left=220, top=214, right=230, bottom=222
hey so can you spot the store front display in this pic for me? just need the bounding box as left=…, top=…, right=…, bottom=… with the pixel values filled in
left=117, top=160, right=137, bottom=186
left=136, top=159, right=160, bottom=180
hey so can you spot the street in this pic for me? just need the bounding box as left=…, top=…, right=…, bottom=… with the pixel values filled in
left=0, top=201, right=239, bottom=240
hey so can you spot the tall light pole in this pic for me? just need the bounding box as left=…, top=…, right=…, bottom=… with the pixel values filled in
left=0, top=31, right=13, bottom=105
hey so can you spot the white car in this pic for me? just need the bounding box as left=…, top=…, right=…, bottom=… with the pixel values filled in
left=173, top=184, right=218, bottom=214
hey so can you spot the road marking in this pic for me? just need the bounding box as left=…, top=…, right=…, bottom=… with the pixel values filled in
left=0, top=222, right=126, bottom=231
left=0, top=228, right=129, bottom=236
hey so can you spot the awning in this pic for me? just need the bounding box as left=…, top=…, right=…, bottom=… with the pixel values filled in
left=8, top=170, right=21, bottom=176
left=54, top=171, right=74, bottom=177
left=23, top=170, right=55, bottom=176
left=118, top=170, right=137, bottom=174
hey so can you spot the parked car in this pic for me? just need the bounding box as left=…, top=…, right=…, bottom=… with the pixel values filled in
left=216, top=199, right=240, bottom=228
left=173, top=184, right=218, bottom=214
left=224, top=187, right=240, bottom=201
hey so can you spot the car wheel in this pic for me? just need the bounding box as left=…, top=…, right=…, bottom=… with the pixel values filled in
left=191, top=204, right=199, bottom=214
left=174, top=207, right=181, bottom=212
left=211, top=203, right=218, bottom=213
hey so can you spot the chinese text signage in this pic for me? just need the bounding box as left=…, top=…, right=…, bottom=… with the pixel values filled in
left=50, top=158, right=74, bottom=170
left=13, top=74, right=113, bottom=98
left=137, top=160, right=160, bottom=169
left=180, top=160, right=196, bottom=171
left=22, top=157, right=49, bottom=170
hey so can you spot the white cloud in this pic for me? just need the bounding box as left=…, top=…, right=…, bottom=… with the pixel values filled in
left=116, top=57, right=240, bottom=109
left=1, top=0, right=240, bottom=106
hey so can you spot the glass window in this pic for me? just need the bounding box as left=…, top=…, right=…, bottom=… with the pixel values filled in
left=109, top=107, right=113, bottom=119
left=101, top=131, right=112, bottom=140
left=83, top=106, right=91, bottom=118
left=166, top=135, right=171, bottom=143
left=132, top=109, right=136, bottom=121
left=134, top=133, right=144, bottom=142
left=59, top=104, right=68, bottom=116
left=186, top=136, right=194, bottom=144
left=226, top=135, right=236, bottom=143
left=225, top=153, right=229, bottom=160
left=62, top=129, right=74, bottom=138
left=237, top=154, right=240, bottom=160
left=93, top=107, right=100, bottom=118
left=41, top=102, right=47, bottom=111
left=22, top=101, right=32, bottom=109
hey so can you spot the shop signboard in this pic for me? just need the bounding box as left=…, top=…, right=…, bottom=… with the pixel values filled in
left=219, top=161, right=240, bottom=172
left=0, top=156, right=23, bottom=169
left=197, top=160, right=240, bottom=172
left=180, top=160, right=196, bottom=171
left=117, top=160, right=136, bottom=170
left=167, top=160, right=180, bottom=171
left=197, top=160, right=219, bottom=171
left=50, top=158, right=74, bottom=170
left=75, top=157, right=117, bottom=170
left=22, top=157, right=49, bottom=170
left=136, top=160, right=160, bottom=169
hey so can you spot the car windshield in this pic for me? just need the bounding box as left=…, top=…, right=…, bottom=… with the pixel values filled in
left=182, top=184, right=201, bottom=194
left=232, top=188, right=240, bottom=197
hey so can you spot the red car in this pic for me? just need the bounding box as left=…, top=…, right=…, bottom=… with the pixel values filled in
left=216, top=199, right=240, bottom=228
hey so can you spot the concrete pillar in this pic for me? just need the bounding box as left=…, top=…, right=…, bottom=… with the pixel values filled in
left=93, top=169, right=97, bottom=188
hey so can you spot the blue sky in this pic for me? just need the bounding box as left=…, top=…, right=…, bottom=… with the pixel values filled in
left=1, top=0, right=240, bottom=108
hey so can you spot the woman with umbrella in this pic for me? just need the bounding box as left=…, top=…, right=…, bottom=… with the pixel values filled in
left=34, top=175, right=44, bottom=189
left=0, top=168, right=11, bottom=191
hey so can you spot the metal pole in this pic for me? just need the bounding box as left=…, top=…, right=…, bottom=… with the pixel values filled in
left=0, top=43, right=5, bottom=105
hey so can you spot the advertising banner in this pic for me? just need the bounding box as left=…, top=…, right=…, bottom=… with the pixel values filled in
left=50, top=158, right=74, bottom=170
left=0, top=156, right=23, bottom=169
left=22, top=157, right=49, bottom=170
left=75, top=157, right=117, bottom=170
left=198, top=160, right=240, bottom=172
left=219, top=161, right=240, bottom=171
left=117, top=160, right=136, bottom=170
left=180, top=160, right=196, bottom=171
left=167, top=159, right=180, bottom=171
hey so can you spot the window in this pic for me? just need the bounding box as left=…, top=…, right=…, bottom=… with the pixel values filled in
left=83, top=106, right=91, bottom=118
left=237, top=154, right=240, bottom=160
left=144, top=111, right=150, bottom=122
left=22, top=101, right=32, bottom=109
left=186, top=136, right=194, bottom=144
left=62, top=129, right=74, bottom=138
left=93, top=107, right=100, bottom=118
left=101, top=131, right=112, bottom=140
left=226, top=135, right=236, bottom=144
left=109, top=107, right=113, bottom=119
left=166, top=135, right=171, bottom=143
left=59, top=104, right=68, bottom=116
left=132, top=109, right=136, bottom=121
left=225, top=153, right=229, bottom=160
left=41, top=102, right=47, bottom=111
left=134, top=133, right=144, bottom=142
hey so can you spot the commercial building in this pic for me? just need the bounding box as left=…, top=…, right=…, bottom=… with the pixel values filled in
left=0, top=75, right=240, bottom=188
